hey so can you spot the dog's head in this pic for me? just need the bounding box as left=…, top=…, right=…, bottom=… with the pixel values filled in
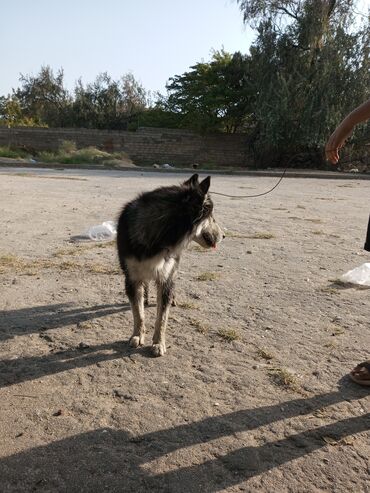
left=183, top=174, right=224, bottom=249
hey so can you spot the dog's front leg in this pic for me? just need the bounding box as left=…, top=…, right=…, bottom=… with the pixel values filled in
left=125, top=276, right=145, bottom=348
left=152, top=278, right=174, bottom=356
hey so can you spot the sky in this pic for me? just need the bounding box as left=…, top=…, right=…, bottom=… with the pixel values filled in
left=0, top=0, right=254, bottom=97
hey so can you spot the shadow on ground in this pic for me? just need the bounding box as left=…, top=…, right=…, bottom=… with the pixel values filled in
left=1, top=384, right=368, bottom=492
left=0, top=302, right=134, bottom=388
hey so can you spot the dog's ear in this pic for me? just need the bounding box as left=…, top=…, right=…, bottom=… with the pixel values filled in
left=184, top=174, right=199, bottom=187
left=199, top=176, right=211, bottom=195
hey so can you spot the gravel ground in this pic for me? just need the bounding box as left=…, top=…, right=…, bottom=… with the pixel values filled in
left=0, top=167, right=369, bottom=492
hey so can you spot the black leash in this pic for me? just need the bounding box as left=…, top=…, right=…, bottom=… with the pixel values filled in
left=210, top=146, right=369, bottom=199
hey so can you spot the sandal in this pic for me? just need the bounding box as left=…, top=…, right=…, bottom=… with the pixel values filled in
left=349, top=361, right=370, bottom=386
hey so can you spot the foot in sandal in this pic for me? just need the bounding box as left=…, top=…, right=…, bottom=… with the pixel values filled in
left=349, top=361, right=370, bottom=386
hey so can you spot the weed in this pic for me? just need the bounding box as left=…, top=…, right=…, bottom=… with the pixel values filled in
left=190, top=319, right=209, bottom=334
left=217, top=328, right=240, bottom=342
left=257, top=348, right=274, bottom=360
left=268, top=368, right=299, bottom=390
left=196, top=272, right=220, bottom=281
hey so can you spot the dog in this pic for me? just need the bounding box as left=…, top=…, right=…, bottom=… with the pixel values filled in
left=117, top=174, right=224, bottom=356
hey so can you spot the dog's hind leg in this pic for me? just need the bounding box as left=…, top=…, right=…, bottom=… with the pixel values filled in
left=125, top=275, right=145, bottom=348
left=152, top=278, right=174, bottom=356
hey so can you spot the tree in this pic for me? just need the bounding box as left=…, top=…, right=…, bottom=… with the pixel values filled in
left=72, top=72, right=148, bottom=129
left=164, top=50, right=253, bottom=133
left=236, top=0, right=370, bottom=165
left=14, top=66, right=71, bottom=127
left=0, top=95, right=41, bottom=127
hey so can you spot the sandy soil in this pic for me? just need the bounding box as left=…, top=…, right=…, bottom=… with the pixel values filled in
left=0, top=167, right=369, bottom=493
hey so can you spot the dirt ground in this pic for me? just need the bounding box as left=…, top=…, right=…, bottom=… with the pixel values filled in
left=0, top=167, right=369, bottom=493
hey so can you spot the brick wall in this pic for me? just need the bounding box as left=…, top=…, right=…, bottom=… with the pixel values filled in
left=0, top=126, right=251, bottom=167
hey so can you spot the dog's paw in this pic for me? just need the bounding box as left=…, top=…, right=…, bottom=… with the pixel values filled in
left=129, top=335, right=145, bottom=348
left=151, top=343, right=166, bottom=357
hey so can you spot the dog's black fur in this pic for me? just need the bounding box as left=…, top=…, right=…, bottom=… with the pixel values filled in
left=117, top=174, right=223, bottom=356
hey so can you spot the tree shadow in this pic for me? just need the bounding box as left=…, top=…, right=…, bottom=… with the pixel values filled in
left=0, top=383, right=368, bottom=492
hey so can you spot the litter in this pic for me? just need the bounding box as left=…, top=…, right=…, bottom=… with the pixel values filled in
left=70, top=221, right=117, bottom=242
left=340, top=262, right=370, bottom=286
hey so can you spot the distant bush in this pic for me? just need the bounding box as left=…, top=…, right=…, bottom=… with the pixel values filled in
left=37, top=146, right=132, bottom=166
left=59, top=140, right=77, bottom=154
left=0, top=146, right=30, bottom=159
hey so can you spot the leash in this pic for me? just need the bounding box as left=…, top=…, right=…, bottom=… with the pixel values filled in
left=210, top=145, right=369, bottom=199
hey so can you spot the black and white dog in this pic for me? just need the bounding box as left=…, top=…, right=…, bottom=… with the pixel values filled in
left=117, top=174, right=224, bottom=356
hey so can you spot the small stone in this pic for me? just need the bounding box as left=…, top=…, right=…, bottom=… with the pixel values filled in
left=53, top=409, right=64, bottom=416
left=246, top=250, right=252, bottom=254
left=77, top=342, right=90, bottom=350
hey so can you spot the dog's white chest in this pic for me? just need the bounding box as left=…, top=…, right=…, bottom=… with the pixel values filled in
left=127, top=255, right=176, bottom=282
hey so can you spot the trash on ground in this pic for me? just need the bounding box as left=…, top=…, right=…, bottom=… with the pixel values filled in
left=340, top=262, right=370, bottom=286
left=70, top=221, right=117, bottom=242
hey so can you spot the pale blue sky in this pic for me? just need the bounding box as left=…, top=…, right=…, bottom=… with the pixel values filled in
left=0, top=0, right=254, bottom=97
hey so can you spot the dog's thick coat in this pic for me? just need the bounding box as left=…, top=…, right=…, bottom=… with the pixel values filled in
left=117, top=174, right=223, bottom=356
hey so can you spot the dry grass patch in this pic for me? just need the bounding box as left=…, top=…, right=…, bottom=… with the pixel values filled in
left=268, top=368, right=299, bottom=390
left=0, top=254, right=24, bottom=273
left=326, top=324, right=345, bottom=336
left=190, top=319, right=210, bottom=334
left=225, top=231, right=275, bottom=240
left=196, top=272, right=220, bottom=281
left=0, top=254, right=55, bottom=275
left=319, top=285, right=340, bottom=295
left=54, top=241, right=115, bottom=258
left=0, top=252, right=119, bottom=276
left=188, top=245, right=207, bottom=252
left=257, top=347, right=274, bottom=360
left=217, top=328, right=240, bottom=342
left=250, top=232, right=275, bottom=239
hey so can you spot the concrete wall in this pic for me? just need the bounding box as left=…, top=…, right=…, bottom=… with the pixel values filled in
left=0, top=126, right=251, bottom=167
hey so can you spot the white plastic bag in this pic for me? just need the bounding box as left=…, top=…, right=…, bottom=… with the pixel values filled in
left=340, top=263, right=370, bottom=286
left=86, top=221, right=117, bottom=241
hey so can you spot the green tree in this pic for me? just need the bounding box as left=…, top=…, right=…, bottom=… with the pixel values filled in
left=0, top=95, right=41, bottom=127
left=72, top=72, right=148, bottom=129
left=237, top=0, right=369, bottom=165
left=14, top=65, right=71, bottom=127
left=164, top=50, right=253, bottom=133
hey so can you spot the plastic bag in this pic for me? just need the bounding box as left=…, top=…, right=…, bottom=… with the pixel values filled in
left=86, top=221, right=117, bottom=241
left=340, top=263, right=370, bottom=286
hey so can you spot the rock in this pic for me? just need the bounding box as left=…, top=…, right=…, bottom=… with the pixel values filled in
left=77, top=342, right=90, bottom=350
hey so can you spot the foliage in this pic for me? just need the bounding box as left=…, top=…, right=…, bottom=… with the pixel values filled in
left=37, top=143, right=130, bottom=165
left=13, top=66, right=71, bottom=127
left=0, top=146, right=30, bottom=159
left=236, top=0, right=370, bottom=165
left=0, top=95, right=44, bottom=127
left=72, top=72, right=148, bottom=129
left=164, top=50, right=253, bottom=133
left=0, top=1, right=368, bottom=168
